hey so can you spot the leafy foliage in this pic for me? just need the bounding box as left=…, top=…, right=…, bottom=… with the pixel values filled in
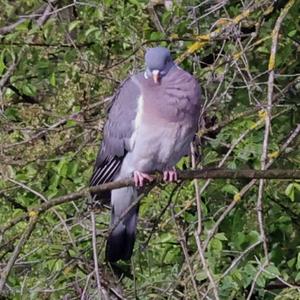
left=0, top=0, right=299, bottom=299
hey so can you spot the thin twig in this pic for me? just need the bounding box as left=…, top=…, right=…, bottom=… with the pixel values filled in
left=194, top=233, right=220, bottom=300
left=90, top=211, right=109, bottom=300
left=246, top=260, right=268, bottom=300
left=0, top=214, right=38, bottom=293
left=176, top=1, right=271, bottom=63
left=142, top=183, right=181, bottom=249
left=221, top=240, right=262, bottom=278
left=257, top=0, right=296, bottom=263
left=191, top=143, right=202, bottom=235
left=260, top=262, right=300, bottom=291
left=171, top=208, right=201, bottom=300
left=6, top=178, right=76, bottom=249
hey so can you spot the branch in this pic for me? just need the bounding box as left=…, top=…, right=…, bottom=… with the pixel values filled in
left=1, top=168, right=300, bottom=235
left=0, top=1, right=58, bottom=107
left=0, top=215, right=38, bottom=293
left=194, top=233, right=220, bottom=300
left=256, top=0, right=296, bottom=265
left=176, top=1, right=271, bottom=63
left=202, top=123, right=300, bottom=252
left=171, top=207, right=202, bottom=300
left=0, top=1, right=56, bottom=36
left=90, top=211, right=109, bottom=300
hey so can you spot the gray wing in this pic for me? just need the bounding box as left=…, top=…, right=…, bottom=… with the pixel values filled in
left=90, top=76, right=140, bottom=188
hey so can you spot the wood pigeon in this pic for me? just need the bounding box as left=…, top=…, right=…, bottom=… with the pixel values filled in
left=90, top=47, right=201, bottom=262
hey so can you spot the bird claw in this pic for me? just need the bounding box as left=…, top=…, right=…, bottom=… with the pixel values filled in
left=163, top=168, right=178, bottom=182
left=133, top=171, right=153, bottom=187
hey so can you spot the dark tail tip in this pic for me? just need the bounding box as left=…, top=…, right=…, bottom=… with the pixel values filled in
left=105, top=207, right=138, bottom=262
left=105, top=226, right=135, bottom=262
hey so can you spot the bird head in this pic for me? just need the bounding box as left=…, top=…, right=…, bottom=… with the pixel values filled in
left=145, top=47, right=174, bottom=84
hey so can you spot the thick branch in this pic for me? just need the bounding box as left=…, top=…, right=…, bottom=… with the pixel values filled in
left=1, top=168, right=300, bottom=235
left=179, top=169, right=300, bottom=181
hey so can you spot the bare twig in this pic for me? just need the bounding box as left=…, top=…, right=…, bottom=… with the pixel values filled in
left=246, top=260, right=268, bottom=300
left=171, top=208, right=201, bottom=300
left=0, top=214, right=38, bottom=293
left=142, top=183, right=181, bottom=249
left=260, top=262, right=300, bottom=291
left=194, top=233, right=220, bottom=300
left=191, top=143, right=202, bottom=235
left=6, top=178, right=76, bottom=248
left=257, top=0, right=296, bottom=263
left=176, top=1, right=271, bottom=63
left=221, top=240, right=262, bottom=278
left=0, top=2, right=53, bottom=35
left=90, top=211, right=109, bottom=300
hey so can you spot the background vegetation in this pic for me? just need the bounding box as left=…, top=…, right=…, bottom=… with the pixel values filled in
left=0, top=0, right=299, bottom=299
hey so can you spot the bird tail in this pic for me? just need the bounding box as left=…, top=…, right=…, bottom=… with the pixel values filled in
left=106, top=186, right=138, bottom=262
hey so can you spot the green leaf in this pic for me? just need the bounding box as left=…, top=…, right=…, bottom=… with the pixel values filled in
left=243, top=264, right=257, bottom=287
left=50, top=72, right=56, bottom=87
left=295, top=272, right=300, bottom=282
left=285, top=183, right=295, bottom=201
left=256, top=273, right=266, bottom=287
left=54, top=259, right=64, bottom=272
left=49, top=174, right=60, bottom=190
left=288, top=29, right=297, bottom=37
left=68, top=20, right=82, bottom=32
left=150, top=31, right=164, bottom=40
left=66, top=120, right=77, bottom=127
left=68, top=162, right=79, bottom=178
left=204, top=150, right=219, bottom=164
left=215, top=232, right=228, bottom=241
left=160, top=233, right=174, bottom=243
left=221, top=184, right=239, bottom=195
left=128, top=0, right=141, bottom=5
left=4, top=107, right=19, bottom=121
left=295, top=183, right=300, bottom=192
left=57, top=159, right=68, bottom=178
left=22, top=83, right=37, bottom=96
left=296, top=252, right=300, bottom=270
left=264, top=265, right=280, bottom=279
left=0, top=50, right=6, bottom=75
left=85, top=26, right=99, bottom=37
left=287, top=258, right=296, bottom=268
left=15, top=19, right=31, bottom=32
left=209, top=238, right=223, bottom=253
left=196, top=271, right=208, bottom=281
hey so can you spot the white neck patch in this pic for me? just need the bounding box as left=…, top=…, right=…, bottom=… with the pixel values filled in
left=129, top=95, right=144, bottom=150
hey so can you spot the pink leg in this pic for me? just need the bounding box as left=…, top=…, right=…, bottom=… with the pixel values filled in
left=163, top=167, right=178, bottom=182
left=133, top=171, right=153, bottom=187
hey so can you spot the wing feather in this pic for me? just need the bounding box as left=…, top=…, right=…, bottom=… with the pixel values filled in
left=90, top=76, right=141, bottom=198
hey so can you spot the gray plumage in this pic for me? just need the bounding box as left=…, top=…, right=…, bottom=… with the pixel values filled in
left=90, top=47, right=201, bottom=262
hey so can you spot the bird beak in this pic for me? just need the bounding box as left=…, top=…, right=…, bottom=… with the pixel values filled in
left=152, top=70, right=160, bottom=84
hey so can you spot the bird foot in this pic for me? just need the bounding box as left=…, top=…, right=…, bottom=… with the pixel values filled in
left=163, top=168, right=178, bottom=182
left=133, top=171, right=153, bottom=187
